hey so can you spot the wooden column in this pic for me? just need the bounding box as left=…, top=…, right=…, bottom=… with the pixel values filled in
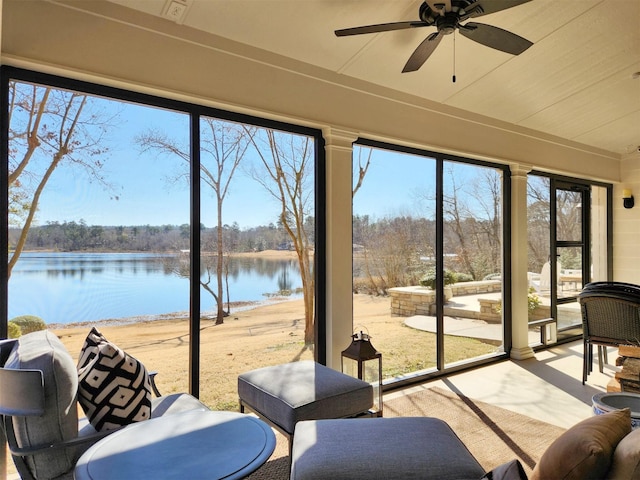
left=510, top=163, right=535, bottom=360
left=322, top=127, right=358, bottom=369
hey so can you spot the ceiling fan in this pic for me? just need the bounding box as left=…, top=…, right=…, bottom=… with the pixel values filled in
left=335, top=0, right=533, bottom=73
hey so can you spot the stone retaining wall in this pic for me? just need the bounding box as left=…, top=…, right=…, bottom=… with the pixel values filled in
left=477, top=298, right=551, bottom=322
left=389, top=280, right=550, bottom=323
left=389, top=280, right=501, bottom=318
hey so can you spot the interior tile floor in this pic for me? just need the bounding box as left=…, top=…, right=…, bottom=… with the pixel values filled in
left=385, top=340, right=617, bottom=429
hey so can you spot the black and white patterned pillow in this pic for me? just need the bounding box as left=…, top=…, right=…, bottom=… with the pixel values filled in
left=77, top=327, right=152, bottom=432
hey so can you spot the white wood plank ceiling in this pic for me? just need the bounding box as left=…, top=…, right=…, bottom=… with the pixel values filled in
left=106, top=0, right=640, bottom=156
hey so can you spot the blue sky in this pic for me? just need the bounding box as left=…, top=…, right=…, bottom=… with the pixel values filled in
left=35, top=101, right=282, bottom=229
left=353, top=147, right=437, bottom=220
left=26, top=91, right=496, bottom=230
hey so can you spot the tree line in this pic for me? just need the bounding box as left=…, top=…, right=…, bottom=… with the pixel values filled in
left=8, top=220, right=304, bottom=254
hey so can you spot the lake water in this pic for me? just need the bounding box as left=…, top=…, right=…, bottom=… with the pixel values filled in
left=8, top=252, right=303, bottom=325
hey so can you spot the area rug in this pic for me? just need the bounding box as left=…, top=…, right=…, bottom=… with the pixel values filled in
left=245, top=430, right=290, bottom=480
left=246, top=386, right=566, bottom=479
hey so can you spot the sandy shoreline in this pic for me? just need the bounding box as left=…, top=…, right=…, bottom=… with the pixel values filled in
left=45, top=296, right=298, bottom=330
left=48, top=291, right=496, bottom=410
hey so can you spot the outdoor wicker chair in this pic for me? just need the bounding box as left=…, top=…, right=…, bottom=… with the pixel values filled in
left=578, top=282, right=640, bottom=384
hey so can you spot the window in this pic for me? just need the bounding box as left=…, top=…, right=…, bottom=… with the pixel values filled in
left=2, top=67, right=323, bottom=411
left=352, top=140, right=508, bottom=386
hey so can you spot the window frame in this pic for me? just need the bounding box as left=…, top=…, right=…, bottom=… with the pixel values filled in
left=354, top=138, right=512, bottom=388
left=0, top=66, right=327, bottom=395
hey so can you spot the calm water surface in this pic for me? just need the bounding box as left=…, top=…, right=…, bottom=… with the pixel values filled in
left=8, top=252, right=303, bottom=324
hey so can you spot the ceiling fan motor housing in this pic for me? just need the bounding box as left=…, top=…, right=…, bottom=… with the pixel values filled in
left=436, top=13, right=459, bottom=35
left=419, top=0, right=481, bottom=25
left=418, top=2, right=439, bottom=25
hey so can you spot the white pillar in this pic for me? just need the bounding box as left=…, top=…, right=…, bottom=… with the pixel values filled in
left=510, top=163, right=535, bottom=360
left=322, top=127, right=358, bottom=369
left=591, top=186, right=608, bottom=281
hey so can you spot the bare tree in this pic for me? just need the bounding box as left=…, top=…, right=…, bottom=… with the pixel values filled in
left=352, top=146, right=372, bottom=198
left=371, top=216, right=423, bottom=292
left=527, top=176, right=551, bottom=272
left=464, top=169, right=503, bottom=278
left=442, top=168, right=478, bottom=278
left=137, top=119, right=255, bottom=324
left=244, top=129, right=315, bottom=345
left=8, top=81, right=114, bottom=277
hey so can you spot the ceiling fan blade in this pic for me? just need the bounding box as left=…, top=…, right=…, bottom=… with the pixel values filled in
left=459, top=22, right=532, bottom=55
left=465, top=0, right=532, bottom=19
left=402, top=32, right=443, bottom=73
left=335, top=21, right=428, bottom=37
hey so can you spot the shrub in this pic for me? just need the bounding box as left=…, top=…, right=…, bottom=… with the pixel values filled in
left=496, top=287, right=542, bottom=318
left=455, top=273, right=474, bottom=283
left=420, top=269, right=457, bottom=289
left=10, top=315, right=46, bottom=335
left=527, top=287, right=542, bottom=313
left=8, top=321, right=21, bottom=339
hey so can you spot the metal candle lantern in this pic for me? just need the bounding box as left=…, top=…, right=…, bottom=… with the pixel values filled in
left=341, top=330, right=383, bottom=417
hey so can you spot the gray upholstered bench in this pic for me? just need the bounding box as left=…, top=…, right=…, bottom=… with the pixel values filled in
left=290, top=417, right=486, bottom=480
left=238, top=361, right=373, bottom=452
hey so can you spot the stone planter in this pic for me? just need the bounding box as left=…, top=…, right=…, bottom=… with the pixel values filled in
left=444, top=286, right=453, bottom=302
left=592, top=392, right=640, bottom=429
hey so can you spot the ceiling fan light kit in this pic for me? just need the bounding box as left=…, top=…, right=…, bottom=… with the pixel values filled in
left=335, top=0, right=533, bottom=75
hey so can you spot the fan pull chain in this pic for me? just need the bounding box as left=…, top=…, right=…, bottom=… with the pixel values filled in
left=452, top=30, right=456, bottom=83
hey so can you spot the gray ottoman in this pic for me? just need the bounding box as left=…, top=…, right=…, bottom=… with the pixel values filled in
left=238, top=361, right=373, bottom=451
left=291, top=417, right=486, bottom=480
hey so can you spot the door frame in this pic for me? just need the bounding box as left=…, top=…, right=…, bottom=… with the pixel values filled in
left=529, top=171, right=613, bottom=347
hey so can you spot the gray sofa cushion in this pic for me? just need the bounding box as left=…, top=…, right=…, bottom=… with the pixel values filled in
left=291, top=417, right=486, bottom=480
left=238, top=361, right=373, bottom=434
left=5, top=330, right=79, bottom=480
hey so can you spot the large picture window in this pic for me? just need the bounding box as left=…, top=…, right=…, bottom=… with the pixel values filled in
left=352, top=140, right=508, bottom=385
left=2, top=68, right=323, bottom=413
